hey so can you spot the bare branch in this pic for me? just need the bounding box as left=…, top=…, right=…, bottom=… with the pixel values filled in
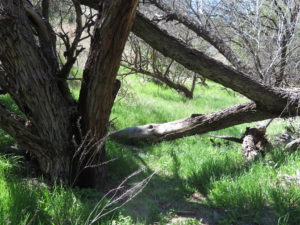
left=56, top=0, right=89, bottom=79
left=132, top=12, right=291, bottom=111
left=41, top=0, right=50, bottom=21
left=149, top=0, right=257, bottom=78
left=121, top=35, right=196, bottom=98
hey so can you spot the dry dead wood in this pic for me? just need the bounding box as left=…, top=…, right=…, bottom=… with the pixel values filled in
left=209, top=126, right=270, bottom=161
left=242, top=127, right=269, bottom=161
left=208, top=135, right=243, bottom=143
left=285, top=138, right=300, bottom=150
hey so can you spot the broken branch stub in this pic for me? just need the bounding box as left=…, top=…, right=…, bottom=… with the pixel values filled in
left=242, top=127, right=269, bottom=161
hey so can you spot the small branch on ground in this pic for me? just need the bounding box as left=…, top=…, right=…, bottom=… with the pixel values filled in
left=208, top=135, right=243, bottom=143
left=285, top=138, right=300, bottom=150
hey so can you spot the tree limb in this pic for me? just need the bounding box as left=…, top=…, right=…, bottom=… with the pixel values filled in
left=109, top=102, right=277, bottom=144
left=78, top=0, right=138, bottom=136
left=0, top=104, right=37, bottom=144
left=132, top=12, right=292, bottom=112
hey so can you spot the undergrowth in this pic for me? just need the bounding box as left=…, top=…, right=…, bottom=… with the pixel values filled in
left=0, top=75, right=300, bottom=224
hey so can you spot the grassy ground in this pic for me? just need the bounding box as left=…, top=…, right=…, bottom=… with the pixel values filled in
left=1, top=75, right=300, bottom=224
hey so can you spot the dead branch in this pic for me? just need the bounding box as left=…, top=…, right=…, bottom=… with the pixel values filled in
left=121, top=34, right=197, bottom=98
left=208, top=135, right=242, bottom=144
left=149, top=0, right=257, bottom=78
left=242, top=127, right=269, bottom=161
left=109, top=102, right=276, bottom=144
left=285, top=138, right=300, bottom=150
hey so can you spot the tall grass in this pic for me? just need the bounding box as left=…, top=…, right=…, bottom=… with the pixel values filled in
left=1, top=74, right=300, bottom=224
left=108, top=76, right=300, bottom=224
left=0, top=155, right=140, bottom=224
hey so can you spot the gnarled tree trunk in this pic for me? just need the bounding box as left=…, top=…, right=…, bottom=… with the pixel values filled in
left=0, top=0, right=138, bottom=188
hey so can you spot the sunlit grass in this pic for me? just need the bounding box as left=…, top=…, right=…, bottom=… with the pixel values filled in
left=1, top=73, right=300, bottom=224
left=108, top=75, right=300, bottom=224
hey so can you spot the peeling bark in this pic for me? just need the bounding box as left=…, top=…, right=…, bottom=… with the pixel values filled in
left=242, top=127, right=269, bottom=161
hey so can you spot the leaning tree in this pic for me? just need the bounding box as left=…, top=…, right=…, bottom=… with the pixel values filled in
left=1, top=0, right=300, bottom=188
left=110, top=0, right=300, bottom=143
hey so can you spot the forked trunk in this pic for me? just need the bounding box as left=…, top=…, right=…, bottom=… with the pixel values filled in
left=0, top=0, right=138, bottom=188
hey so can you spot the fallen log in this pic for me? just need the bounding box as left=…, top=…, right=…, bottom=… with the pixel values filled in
left=109, top=102, right=276, bottom=144
left=208, top=126, right=270, bottom=161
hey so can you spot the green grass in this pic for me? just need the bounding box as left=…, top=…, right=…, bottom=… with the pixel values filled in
left=1, top=74, right=300, bottom=224
left=0, top=155, right=138, bottom=225
left=108, top=76, right=300, bottom=224
left=0, top=146, right=141, bottom=224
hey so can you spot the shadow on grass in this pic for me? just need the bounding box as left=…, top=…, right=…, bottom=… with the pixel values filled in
left=3, top=141, right=300, bottom=225
left=105, top=141, right=224, bottom=224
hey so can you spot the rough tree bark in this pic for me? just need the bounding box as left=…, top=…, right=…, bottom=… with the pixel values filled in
left=242, top=127, right=269, bottom=161
left=0, top=0, right=138, bottom=188
left=77, top=0, right=138, bottom=188
left=109, top=102, right=278, bottom=144
left=0, top=0, right=72, bottom=183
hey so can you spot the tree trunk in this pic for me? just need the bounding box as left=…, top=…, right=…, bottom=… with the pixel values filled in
left=0, top=0, right=73, bottom=183
left=0, top=0, right=138, bottom=188
left=75, top=0, right=138, bottom=188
